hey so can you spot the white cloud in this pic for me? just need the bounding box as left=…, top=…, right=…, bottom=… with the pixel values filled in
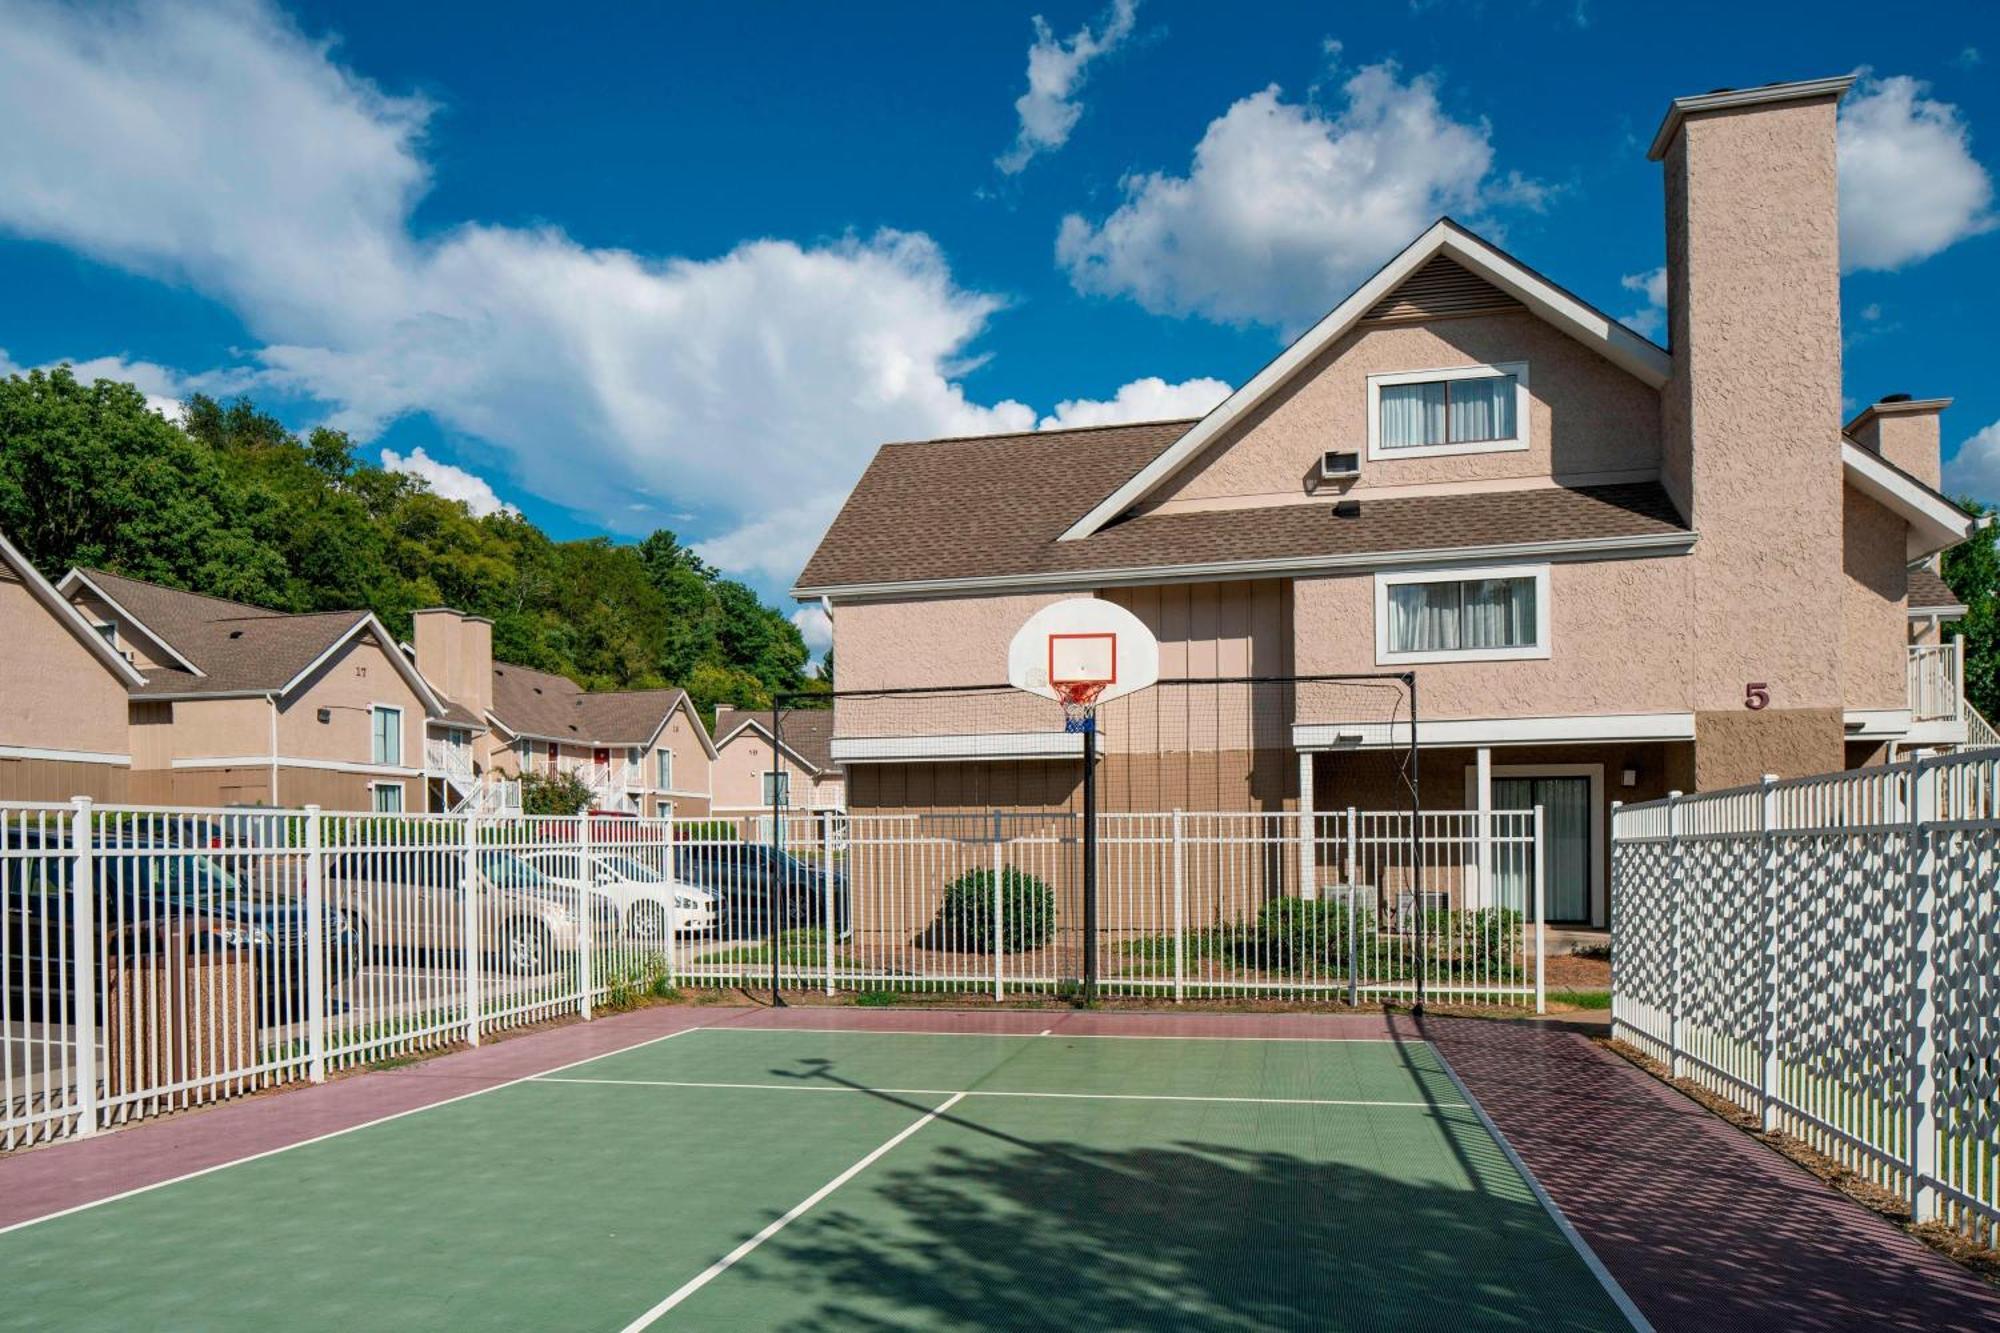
left=1944, top=419, right=2000, bottom=505
left=1038, top=375, right=1231, bottom=430
left=1618, top=266, right=1666, bottom=337
left=1056, top=62, right=1541, bottom=330
left=0, top=0, right=1042, bottom=584
left=1838, top=74, right=1995, bottom=271
left=996, top=0, right=1137, bottom=174
left=790, top=605, right=833, bottom=655
left=1955, top=47, right=1982, bottom=69
left=379, top=445, right=519, bottom=518
left=0, top=346, right=249, bottom=420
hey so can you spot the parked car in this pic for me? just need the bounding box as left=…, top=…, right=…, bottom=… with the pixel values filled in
left=323, top=848, right=617, bottom=976
left=521, top=850, right=716, bottom=939
left=1, top=826, right=354, bottom=1020
left=672, top=842, right=849, bottom=940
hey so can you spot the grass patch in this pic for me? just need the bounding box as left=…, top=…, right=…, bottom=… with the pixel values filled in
left=1548, top=988, right=1612, bottom=1010
left=699, top=928, right=836, bottom=967
left=853, top=989, right=902, bottom=1007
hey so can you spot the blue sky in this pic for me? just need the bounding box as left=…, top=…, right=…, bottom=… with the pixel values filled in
left=2, top=1, right=1996, bottom=644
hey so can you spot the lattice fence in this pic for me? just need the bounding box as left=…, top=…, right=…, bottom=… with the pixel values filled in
left=1612, top=754, right=2000, bottom=1243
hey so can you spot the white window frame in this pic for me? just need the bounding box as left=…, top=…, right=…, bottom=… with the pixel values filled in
left=1463, top=762, right=1606, bottom=928
left=1374, top=563, right=1551, bottom=665
left=370, top=704, right=404, bottom=767
left=369, top=780, right=405, bottom=814
left=1366, top=361, right=1530, bottom=460
left=762, top=769, right=791, bottom=808
left=656, top=748, right=674, bottom=790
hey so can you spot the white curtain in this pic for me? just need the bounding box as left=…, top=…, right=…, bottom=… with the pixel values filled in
left=1380, top=382, right=1448, bottom=448
left=1448, top=374, right=1516, bottom=443
left=1460, top=577, right=1535, bottom=649
left=1391, top=576, right=1534, bottom=653
left=1388, top=582, right=1461, bottom=652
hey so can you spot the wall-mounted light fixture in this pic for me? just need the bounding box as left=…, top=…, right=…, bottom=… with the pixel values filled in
left=317, top=707, right=332, bottom=724
left=1620, top=767, right=1638, bottom=788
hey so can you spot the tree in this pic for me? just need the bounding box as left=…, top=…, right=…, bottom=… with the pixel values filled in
left=1942, top=499, right=2000, bottom=721
left=520, top=769, right=594, bottom=816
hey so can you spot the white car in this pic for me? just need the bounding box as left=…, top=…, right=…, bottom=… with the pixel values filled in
left=522, top=850, right=717, bottom=940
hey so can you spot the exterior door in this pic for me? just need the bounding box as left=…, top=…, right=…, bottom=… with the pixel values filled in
left=1492, top=776, right=1592, bottom=923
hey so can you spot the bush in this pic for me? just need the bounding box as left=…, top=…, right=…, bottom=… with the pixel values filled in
left=933, top=866, right=1055, bottom=953
left=521, top=769, right=593, bottom=816
left=1257, top=897, right=1369, bottom=971
left=674, top=819, right=738, bottom=842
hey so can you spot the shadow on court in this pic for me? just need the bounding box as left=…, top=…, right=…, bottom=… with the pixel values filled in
left=732, top=1059, right=1626, bottom=1332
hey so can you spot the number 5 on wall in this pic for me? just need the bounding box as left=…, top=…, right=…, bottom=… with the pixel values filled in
left=1745, top=682, right=1770, bottom=711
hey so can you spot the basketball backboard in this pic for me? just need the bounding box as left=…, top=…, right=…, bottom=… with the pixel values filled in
left=1007, top=597, right=1160, bottom=707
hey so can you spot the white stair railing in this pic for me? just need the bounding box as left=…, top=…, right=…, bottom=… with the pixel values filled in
left=1907, top=642, right=1964, bottom=724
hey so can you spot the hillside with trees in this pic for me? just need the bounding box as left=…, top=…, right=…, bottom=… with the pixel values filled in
left=0, top=366, right=826, bottom=718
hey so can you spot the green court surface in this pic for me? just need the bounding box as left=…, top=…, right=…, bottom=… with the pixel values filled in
left=4, top=1027, right=1638, bottom=1331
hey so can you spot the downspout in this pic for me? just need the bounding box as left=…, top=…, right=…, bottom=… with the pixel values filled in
left=268, top=693, right=281, bottom=806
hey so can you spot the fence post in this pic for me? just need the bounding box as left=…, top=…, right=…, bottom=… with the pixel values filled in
left=576, top=813, right=593, bottom=1021
left=1533, top=804, right=1546, bottom=1015
left=1757, top=775, right=1781, bottom=1131
left=1345, top=807, right=1359, bottom=1008
left=1907, top=760, right=1939, bottom=1223
left=462, top=813, right=481, bottom=1047
left=823, top=810, right=837, bottom=998
left=992, top=837, right=1005, bottom=1005
left=1171, top=810, right=1186, bottom=1005
left=68, top=797, right=98, bottom=1138
left=304, top=806, right=326, bottom=1084
left=1665, top=791, right=1686, bottom=1081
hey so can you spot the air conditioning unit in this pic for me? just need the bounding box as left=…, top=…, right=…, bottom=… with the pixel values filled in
left=1320, top=450, right=1360, bottom=480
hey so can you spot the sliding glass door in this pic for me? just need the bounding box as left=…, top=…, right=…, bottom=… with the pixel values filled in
left=1492, top=775, right=1593, bottom=923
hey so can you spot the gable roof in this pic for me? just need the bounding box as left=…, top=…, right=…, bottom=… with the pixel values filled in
left=487, top=663, right=716, bottom=756
left=714, top=706, right=834, bottom=774
left=58, top=568, right=444, bottom=711
left=793, top=415, right=1691, bottom=598
left=0, top=533, right=147, bottom=687
left=1839, top=440, right=1980, bottom=559
left=1056, top=219, right=1674, bottom=544
left=1907, top=566, right=1965, bottom=618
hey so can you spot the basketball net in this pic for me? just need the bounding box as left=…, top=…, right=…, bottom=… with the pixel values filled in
left=1057, top=681, right=1106, bottom=734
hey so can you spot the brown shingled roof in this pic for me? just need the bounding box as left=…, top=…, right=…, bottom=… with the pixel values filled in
left=715, top=706, right=833, bottom=773
left=78, top=569, right=375, bottom=697
left=1908, top=566, right=1964, bottom=613
left=488, top=662, right=705, bottom=750
left=794, top=420, right=1689, bottom=593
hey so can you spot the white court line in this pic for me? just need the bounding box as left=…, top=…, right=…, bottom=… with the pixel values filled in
left=691, top=1024, right=1402, bottom=1045
left=1429, top=1046, right=1654, bottom=1333
left=0, top=1020, right=724, bottom=1237
left=533, top=1074, right=1465, bottom=1111
left=618, top=1092, right=968, bottom=1331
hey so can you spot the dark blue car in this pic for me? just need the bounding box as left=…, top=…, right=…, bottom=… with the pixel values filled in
left=672, top=842, right=849, bottom=939
left=2, top=827, right=356, bottom=1021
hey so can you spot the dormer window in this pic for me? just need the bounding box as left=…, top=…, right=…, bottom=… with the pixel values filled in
left=1368, top=362, right=1529, bottom=459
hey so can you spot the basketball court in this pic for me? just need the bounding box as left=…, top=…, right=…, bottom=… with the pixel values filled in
left=0, top=1009, right=1642, bottom=1332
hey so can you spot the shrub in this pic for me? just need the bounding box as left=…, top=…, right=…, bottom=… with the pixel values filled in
left=1257, top=896, right=1370, bottom=972
left=674, top=820, right=739, bottom=842
left=521, top=769, right=593, bottom=816
left=933, top=866, right=1055, bottom=953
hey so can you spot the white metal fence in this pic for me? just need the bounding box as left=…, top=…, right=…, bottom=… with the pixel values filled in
left=5, top=799, right=1544, bottom=1150
left=1611, top=753, right=2000, bottom=1243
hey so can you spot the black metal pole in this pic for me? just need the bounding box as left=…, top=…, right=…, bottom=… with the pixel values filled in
left=1408, top=672, right=1424, bottom=1019
left=769, top=700, right=786, bottom=1008
left=1081, top=717, right=1098, bottom=1003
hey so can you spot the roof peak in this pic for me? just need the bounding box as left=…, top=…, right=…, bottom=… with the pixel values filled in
left=877, top=416, right=1198, bottom=451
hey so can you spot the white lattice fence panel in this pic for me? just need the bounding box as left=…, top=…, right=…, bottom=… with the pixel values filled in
left=1769, top=828, right=1910, bottom=1190
left=1675, top=832, right=1764, bottom=1101
left=1932, top=822, right=2000, bottom=1238
left=1610, top=831, right=1676, bottom=1064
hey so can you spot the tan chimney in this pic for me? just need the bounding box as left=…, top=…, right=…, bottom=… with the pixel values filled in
left=1846, top=395, right=1951, bottom=490
left=1649, top=76, right=1854, bottom=787
left=412, top=608, right=494, bottom=720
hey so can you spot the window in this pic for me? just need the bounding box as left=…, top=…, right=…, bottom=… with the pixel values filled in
left=514, top=737, right=533, bottom=770
left=370, top=782, right=404, bottom=814
left=1368, top=363, right=1529, bottom=459
left=761, top=770, right=791, bottom=807
left=656, top=748, right=674, bottom=789
left=1375, top=565, right=1550, bottom=664
left=370, top=706, right=402, bottom=766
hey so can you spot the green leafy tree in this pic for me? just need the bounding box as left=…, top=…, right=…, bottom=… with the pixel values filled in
left=1942, top=499, right=2000, bottom=721
left=520, top=769, right=594, bottom=816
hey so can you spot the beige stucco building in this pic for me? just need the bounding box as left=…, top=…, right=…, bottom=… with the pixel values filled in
left=0, top=531, right=147, bottom=801
left=796, top=77, right=1983, bottom=928
left=57, top=568, right=449, bottom=811
left=711, top=706, right=844, bottom=823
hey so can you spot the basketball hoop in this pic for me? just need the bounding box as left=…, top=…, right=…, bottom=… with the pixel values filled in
left=1057, top=681, right=1106, bottom=733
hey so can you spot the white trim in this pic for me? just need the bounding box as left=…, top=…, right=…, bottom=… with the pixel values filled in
left=1647, top=75, right=1856, bottom=160
left=370, top=701, right=405, bottom=768
left=1054, top=220, right=1672, bottom=542
left=1901, top=717, right=1969, bottom=746
left=716, top=714, right=826, bottom=775
left=1468, top=762, right=1606, bottom=928
left=1374, top=563, right=1551, bottom=665
left=1842, top=708, right=1914, bottom=739
left=53, top=566, right=196, bottom=680
left=1841, top=440, right=1976, bottom=559
left=794, top=530, right=1696, bottom=602
left=1294, top=711, right=1696, bottom=751
left=1366, top=361, right=1530, bottom=461
left=0, top=744, right=131, bottom=766
left=832, top=731, right=1091, bottom=763
left=367, top=779, right=407, bottom=814
left=170, top=755, right=424, bottom=777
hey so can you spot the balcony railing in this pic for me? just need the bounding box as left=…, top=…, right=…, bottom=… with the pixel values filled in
left=424, top=736, right=476, bottom=790
left=1908, top=641, right=1965, bottom=724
